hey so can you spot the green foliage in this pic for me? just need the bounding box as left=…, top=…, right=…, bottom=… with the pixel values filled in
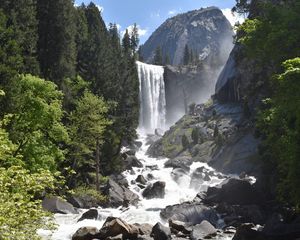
left=68, top=91, right=112, bottom=185
left=8, top=74, right=68, bottom=172
left=0, top=165, right=57, bottom=240
left=73, top=185, right=107, bottom=203
left=181, top=134, right=189, bottom=150
left=257, top=58, right=300, bottom=207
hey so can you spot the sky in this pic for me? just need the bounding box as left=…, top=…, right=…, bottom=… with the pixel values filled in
left=74, top=0, right=245, bottom=44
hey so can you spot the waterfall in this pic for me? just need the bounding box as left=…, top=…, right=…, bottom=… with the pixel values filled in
left=136, top=61, right=166, bottom=133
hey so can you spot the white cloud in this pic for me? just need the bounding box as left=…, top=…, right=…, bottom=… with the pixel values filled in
left=122, top=25, right=148, bottom=37
left=222, top=8, right=245, bottom=26
left=168, top=10, right=177, bottom=15
left=96, top=4, right=104, bottom=13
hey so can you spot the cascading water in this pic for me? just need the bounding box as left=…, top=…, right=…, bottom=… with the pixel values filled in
left=136, top=61, right=166, bottom=133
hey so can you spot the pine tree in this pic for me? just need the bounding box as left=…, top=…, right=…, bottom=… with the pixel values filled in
left=122, top=29, right=131, bottom=54
left=0, top=0, right=39, bottom=75
left=37, top=0, right=76, bottom=85
left=130, top=23, right=139, bottom=55
left=153, top=46, right=163, bottom=65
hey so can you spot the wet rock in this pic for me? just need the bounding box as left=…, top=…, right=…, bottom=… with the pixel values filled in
left=72, top=226, right=99, bottom=240
left=106, top=234, right=122, bottom=240
left=146, top=165, right=159, bottom=171
left=101, top=178, right=139, bottom=208
left=164, top=156, right=193, bottom=171
left=232, top=224, right=265, bottom=240
left=42, top=196, right=77, bottom=214
left=147, top=173, right=154, bottom=180
left=134, top=141, right=143, bottom=149
left=78, top=208, right=98, bottom=222
left=134, top=223, right=153, bottom=235
left=110, top=173, right=129, bottom=187
left=151, top=222, right=171, bottom=240
left=124, top=149, right=136, bottom=156
left=204, top=178, right=262, bottom=205
left=171, top=168, right=189, bottom=183
left=190, top=220, right=217, bottom=240
left=146, top=134, right=161, bottom=146
left=142, top=181, right=166, bottom=199
left=160, top=202, right=218, bottom=226
left=169, top=220, right=192, bottom=235
left=137, top=184, right=146, bottom=189
left=136, top=175, right=147, bottom=185
left=190, top=167, right=212, bottom=190
left=124, top=155, right=143, bottom=170
left=97, top=217, right=139, bottom=240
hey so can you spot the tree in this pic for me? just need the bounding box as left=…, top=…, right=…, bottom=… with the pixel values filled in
left=183, top=44, right=190, bottom=65
left=7, top=75, right=68, bottom=172
left=153, top=46, right=163, bottom=65
left=122, top=29, right=131, bottom=54
left=130, top=23, right=139, bottom=54
left=0, top=0, right=39, bottom=75
left=68, top=91, right=112, bottom=190
left=37, top=0, right=76, bottom=85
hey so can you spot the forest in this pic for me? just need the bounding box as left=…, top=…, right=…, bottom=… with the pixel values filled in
left=0, top=0, right=140, bottom=238
left=0, top=0, right=300, bottom=239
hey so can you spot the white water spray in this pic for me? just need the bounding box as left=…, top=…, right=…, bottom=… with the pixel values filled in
left=136, top=61, right=166, bottom=133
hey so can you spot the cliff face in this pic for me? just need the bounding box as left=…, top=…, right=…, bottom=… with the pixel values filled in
left=141, top=7, right=233, bottom=66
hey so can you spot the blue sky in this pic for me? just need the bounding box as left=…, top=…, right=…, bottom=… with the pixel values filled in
left=75, top=0, right=244, bottom=43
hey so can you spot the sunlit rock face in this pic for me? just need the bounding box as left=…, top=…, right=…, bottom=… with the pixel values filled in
left=141, top=7, right=234, bottom=66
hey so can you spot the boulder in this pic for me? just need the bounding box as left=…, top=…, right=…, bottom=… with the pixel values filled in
left=67, top=194, right=104, bottom=209
left=110, top=174, right=129, bottom=188
left=164, top=156, right=193, bottom=171
left=160, top=202, right=218, bottom=226
left=169, top=220, right=192, bottom=235
left=124, top=155, right=143, bottom=170
left=232, top=224, right=265, bottom=240
left=136, top=175, right=147, bottom=185
left=101, top=178, right=139, bottom=208
left=78, top=209, right=98, bottom=222
left=190, top=220, right=217, bottom=240
left=146, top=165, right=159, bottom=171
left=134, top=223, right=153, bottom=235
left=171, top=168, right=189, bottom=183
left=42, top=196, right=77, bottom=214
left=97, top=217, right=139, bottom=240
left=142, top=181, right=166, bottom=199
left=150, top=222, right=171, bottom=240
left=72, top=226, right=99, bottom=240
left=204, top=178, right=261, bottom=205
left=189, top=167, right=212, bottom=190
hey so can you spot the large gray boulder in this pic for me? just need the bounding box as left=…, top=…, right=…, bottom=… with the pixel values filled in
left=72, top=227, right=99, bottom=240
left=142, top=181, right=166, bottom=199
left=42, top=196, right=77, bottom=214
left=150, top=222, right=171, bottom=240
left=160, top=202, right=218, bottom=226
left=190, top=220, right=217, bottom=240
left=101, top=178, right=139, bottom=208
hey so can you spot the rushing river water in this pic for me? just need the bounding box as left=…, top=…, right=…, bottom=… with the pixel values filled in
left=39, top=130, right=233, bottom=240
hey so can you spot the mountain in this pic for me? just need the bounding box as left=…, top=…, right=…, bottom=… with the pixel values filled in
left=140, top=7, right=233, bottom=66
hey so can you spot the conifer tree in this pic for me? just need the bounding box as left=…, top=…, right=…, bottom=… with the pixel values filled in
left=153, top=46, right=163, bottom=65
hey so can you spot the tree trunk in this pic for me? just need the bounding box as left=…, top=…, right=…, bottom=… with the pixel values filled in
left=95, top=139, right=100, bottom=191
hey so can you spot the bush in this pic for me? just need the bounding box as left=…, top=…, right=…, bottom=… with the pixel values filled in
left=181, top=134, right=189, bottom=150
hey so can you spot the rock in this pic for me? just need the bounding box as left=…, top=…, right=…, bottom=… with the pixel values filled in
left=150, top=222, right=171, bottom=240
left=67, top=195, right=84, bottom=208
left=190, top=220, right=217, bottom=240
left=147, top=173, right=154, bottom=180
left=164, top=156, right=193, bottom=171
left=110, top=174, right=129, bottom=187
left=106, top=234, right=122, bottom=240
left=124, top=149, right=136, bottom=156
left=124, top=155, right=143, bottom=170
left=67, top=194, right=103, bottom=209
left=190, top=167, right=212, bottom=190
left=136, top=175, right=147, bottom=185
left=204, top=178, right=262, bottom=205
left=146, top=165, right=159, bottom=171
left=101, top=178, right=139, bottom=208
left=97, top=217, right=139, bottom=240
left=42, top=196, right=77, bottom=214
left=160, top=202, right=218, bottom=226
left=134, top=141, right=143, bottom=149
left=78, top=209, right=98, bottom=222
left=72, top=226, right=99, bottom=240
left=134, top=223, right=153, bottom=235
left=169, top=220, right=192, bottom=235
left=155, top=128, right=164, bottom=136
left=146, top=134, right=161, bottom=146
left=232, top=224, right=265, bottom=240
left=171, top=168, right=189, bottom=183
left=142, top=181, right=166, bottom=199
